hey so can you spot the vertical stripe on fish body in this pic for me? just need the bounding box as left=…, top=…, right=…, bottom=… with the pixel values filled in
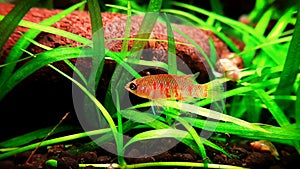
left=125, top=73, right=217, bottom=100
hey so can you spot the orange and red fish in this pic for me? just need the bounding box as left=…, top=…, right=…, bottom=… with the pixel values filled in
left=125, top=73, right=221, bottom=100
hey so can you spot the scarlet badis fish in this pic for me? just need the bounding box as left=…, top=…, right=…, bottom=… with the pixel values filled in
left=125, top=73, right=222, bottom=101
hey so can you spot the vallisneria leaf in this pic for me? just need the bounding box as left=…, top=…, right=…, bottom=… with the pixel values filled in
left=255, top=89, right=290, bottom=126
left=123, top=128, right=192, bottom=149
left=87, top=0, right=105, bottom=90
left=0, top=15, right=90, bottom=45
left=267, top=7, right=296, bottom=40
left=0, top=125, right=76, bottom=147
left=275, top=3, right=300, bottom=95
left=0, top=47, right=92, bottom=101
left=156, top=100, right=268, bottom=133
left=0, top=128, right=111, bottom=160
left=0, top=0, right=40, bottom=51
left=121, top=109, right=170, bottom=129
left=254, top=7, right=272, bottom=36
left=297, top=81, right=300, bottom=128
left=164, top=13, right=177, bottom=75
left=0, top=1, right=86, bottom=85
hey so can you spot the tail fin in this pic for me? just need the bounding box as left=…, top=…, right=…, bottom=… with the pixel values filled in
left=197, top=79, right=224, bottom=100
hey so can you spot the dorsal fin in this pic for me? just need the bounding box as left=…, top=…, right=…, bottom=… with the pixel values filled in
left=184, top=72, right=200, bottom=82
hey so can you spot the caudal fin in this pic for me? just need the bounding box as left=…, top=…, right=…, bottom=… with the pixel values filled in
left=197, top=79, right=224, bottom=100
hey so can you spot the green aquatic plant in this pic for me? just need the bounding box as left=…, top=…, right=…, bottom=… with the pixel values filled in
left=0, top=0, right=299, bottom=169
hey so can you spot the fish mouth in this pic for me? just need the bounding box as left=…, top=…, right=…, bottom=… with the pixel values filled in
left=124, top=83, right=129, bottom=91
left=124, top=82, right=131, bottom=91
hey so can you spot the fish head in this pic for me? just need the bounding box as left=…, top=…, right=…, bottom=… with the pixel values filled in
left=125, top=78, right=151, bottom=99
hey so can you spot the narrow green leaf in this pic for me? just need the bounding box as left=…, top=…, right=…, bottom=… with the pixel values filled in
left=172, top=26, right=215, bottom=70
left=0, top=0, right=86, bottom=81
left=168, top=2, right=282, bottom=65
left=184, top=117, right=300, bottom=141
left=121, top=109, right=170, bottom=129
left=124, top=129, right=189, bottom=148
left=0, top=0, right=40, bottom=50
left=49, top=64, right=120, bottom=156
left=156, top=100, right=268, bottom=133
left=247, top=1, right=268, bottom=22
left=296, top=81, right=300, bottom=128
left=85, top=1, right=107, bottom=147
left=0, top=125, right=76, bottom=147
left=229, top=96, right=247, bottom=118
left=122, top=109, right=229, bottom=158
left=137, top=161, right=249, bottom=169
left=209, top=0, right=224, bottom=15
left=21, top=35, right=88, bottom=85
left=198, top=78, right=280, bottom=107
left=0, top=47, right=92, bottom=101
left=161, top=8, right=240, bottom=53
left=254, top=7, right=272, bottom=35
left=170, top=114, right=208, bottom=163
left=275, top=3, right=300, bottom=95
left=87, top=0, right=105, bottom=90
left=0, top=128, right=111, bottom=160
left=128, top=0, right=161, bottom=60
left=0, top=15, right=90, bottom=45
left=267, top=7, right=296, bottom=40
left=147, top=0, right=162, bottom=12
left=255, top=89, right=290, bottom=126
left=209, top=38, right=217, bottom=66
left=120, top=0, right=132, bottom=53
left=164, top=13, right=177, bottom=74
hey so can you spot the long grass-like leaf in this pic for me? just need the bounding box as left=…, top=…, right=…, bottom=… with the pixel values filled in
left=0, top=0, right=40, bottom=50
left=297, top=81, right=300, bottom=128
left=122, top=161, right=248, bottom=169
left=131, top=99, right=268, bottom=133
left=275, top=3, right=300, bottom=95
left=199, top=78, right=279, bottom=106
left=120, top=1, right=132, bottom=53
left=146, top=0, right=162, bottom=12
left=161, top=8, right=240, bottom=53
left=22, top=32, right=88, bottom=85
left=169, top=2, right=283, bottom=65
left=0, top=47, right=91, bottom=101
left=79, top=161, right=249, bottom=169
left=183, top=117, right=300, bottom=142
left=0, top=125, right=76, bottom=147
left=0, top=1, right=86, bottom=85
left=169, top=114, right=208, bottom=164
left=247, top=1, right=268, bottom=22
left=0, top=128, right=111, bottom=160
left=255, top=89, right=290, bottom=126
left=121, top=109, right=170, bottom=129
left=163, top=13, right=177, bottom=74
left=0, top=15, right=90, bottom=44
left=49, top=64, right=121, bottom=156
left=104, top=2, right=162, bottom=116
left=157, top=100, right=268, bottom=133
left=121, top=109, right=230, bottom=158
left=254, top=7, right=273, bottom=36
left=267, top=7, right=296, bottom=40
left=87, top=0, right=105, bottom=90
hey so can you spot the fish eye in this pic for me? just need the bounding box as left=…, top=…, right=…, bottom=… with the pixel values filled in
left=129, top=83, right=137, bottom=90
